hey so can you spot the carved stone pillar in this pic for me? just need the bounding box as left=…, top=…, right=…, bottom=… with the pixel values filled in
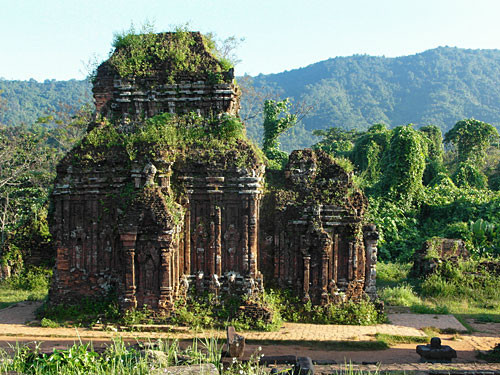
left=348, top=242, right=354, bottom=281
left=333, top=234, right=339, bottom=284
left=183, top=199, right=191, bottom=275
left=303, top=255, right=311, bottom=302
left=208, top=220, right=215, bottom=276
left=242, top=214, right=249, bottom=273
left=363, top=224, right=379, bottom=299
left=248, top=194, right=258, bottom=277
left=215, top=206, right=222, bottom=276
left=121, top=233, right=137, bottom=309
left=159, top=247, right=172, bottom=310
left=321, top=252, right=329, bottom=305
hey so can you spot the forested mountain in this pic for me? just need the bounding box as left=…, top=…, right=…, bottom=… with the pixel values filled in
left=0, top=79, right=92, bottom=126
left=243, top=46, right=500, bottom=151
left=2, top=47, right=500, bottom=151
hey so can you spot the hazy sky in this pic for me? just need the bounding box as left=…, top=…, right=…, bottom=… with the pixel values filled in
left=1, top=0, right=500, bottom=81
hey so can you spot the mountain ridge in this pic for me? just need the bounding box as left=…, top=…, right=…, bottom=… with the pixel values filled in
left=2, top=47, right=500, bottom=151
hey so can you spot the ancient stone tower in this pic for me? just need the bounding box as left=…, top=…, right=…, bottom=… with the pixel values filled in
left=49, top=31, right=377, bottom=312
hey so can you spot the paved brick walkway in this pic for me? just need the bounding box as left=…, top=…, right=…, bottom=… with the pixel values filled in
left=1, top=301, right=500, bottom=372
left=311, top=363, right=500, bottom=374
left=388, top=313, right=467, bottom=331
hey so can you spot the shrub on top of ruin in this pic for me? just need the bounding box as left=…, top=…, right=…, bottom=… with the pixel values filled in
left=75, top=112, right=261, bottom=169
left=109, top=23, right=234, bottom=82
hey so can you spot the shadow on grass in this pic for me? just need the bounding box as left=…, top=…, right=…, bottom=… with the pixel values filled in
left=246, top=339, right=389, bottom=351
left=453, top=313, right=500, bottom=334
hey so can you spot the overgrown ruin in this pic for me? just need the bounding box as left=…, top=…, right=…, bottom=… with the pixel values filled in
left=49, top=31, right=378, bottom=314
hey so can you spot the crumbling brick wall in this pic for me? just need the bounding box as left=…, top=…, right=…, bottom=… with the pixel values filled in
left=259, top=149, right=374, bottom=305
left=49, top=31, right=377, bottom=312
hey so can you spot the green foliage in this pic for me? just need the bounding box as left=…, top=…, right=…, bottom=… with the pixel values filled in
left=39, top=295, right=121, bottom=326
left=423, top=159, right=447, bottom=186
left=109, top=25, right=231, bottom=82
left=379, top=284, right=422, bottom=307
left=245, top=47, right=500, bottom=151
left=0, top=266, right=51, bottom=307
left=366, top=197, right=420, bottom=261
left=0, top=110, right=87, bottom=263
left=419, top=259, right=500, bottom=305
left=420, top=125, right=446, bottom=185
left=313, top=127, right=359, bottom=157
left=40, top=317, right=60, bottom=328
left=379, top=125, right=428, bottom=202
left=350, top=124, right=391, bottom=176
left=266, top=288, right=385, bottom=325
left=444, top=118, right=499, bottom=166
left=376, top=262, right=411, bottom=288
left=170, top=290, right=282, bottom=332
left=375, top=333, right=429, bottom=345
left=420, top=125, right=444, bottom=163
left=0, top=337, right=234, bottom=374
left=312, top=116, right=500, bottom=261
left=452, top=161, right=488, bottom=189
left=4, top=266, right=51, bottom=292
left=0, top=79, right=92, bottom=127
left=6, top=47, right=500, bottom=153
left=262, top=99, right=297, bottom=169
left=77, top=113, right=256, bottom=175
left=377, top=259, right=500, bottom=317
left=410, top=303, right=450, bottom=314
left=122, top=305, right=154, bottom=325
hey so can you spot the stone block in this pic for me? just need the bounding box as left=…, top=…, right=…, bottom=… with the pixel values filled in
left=416, top=337, right=457, bottom=362
left=295, top=356, right=315, bottom=375
left=226, top=326, right=245, bottom=358
left=149, top=363, right=218, bottom=375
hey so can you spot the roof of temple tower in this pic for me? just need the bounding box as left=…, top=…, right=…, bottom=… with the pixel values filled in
left=92, top=31, right=240, bottom=120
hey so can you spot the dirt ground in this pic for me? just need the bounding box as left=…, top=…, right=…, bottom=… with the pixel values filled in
left=0, top=301, right=499, bottom=365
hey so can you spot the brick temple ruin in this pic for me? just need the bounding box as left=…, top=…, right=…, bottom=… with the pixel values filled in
left=49, top=32, right=378, bottom=311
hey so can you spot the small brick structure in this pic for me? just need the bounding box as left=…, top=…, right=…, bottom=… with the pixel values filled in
left=411, top=237, right=469, bottom=278
left=49, top=31, right=378, bottom=313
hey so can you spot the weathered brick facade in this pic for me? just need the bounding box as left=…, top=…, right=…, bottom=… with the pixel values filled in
left=49, top=32, right=377, bottom=311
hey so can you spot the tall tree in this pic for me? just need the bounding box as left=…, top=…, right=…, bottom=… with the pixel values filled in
left=262, top=99, right=297, bottom=169
left=379, top=125, right=428, bottom=202
left=444, top=118, right=499, bottom=166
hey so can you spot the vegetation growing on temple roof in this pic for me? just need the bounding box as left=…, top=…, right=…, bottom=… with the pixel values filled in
left=73, top=112, right=262, bottom=168
left=108, top=25, right=233, bottom=82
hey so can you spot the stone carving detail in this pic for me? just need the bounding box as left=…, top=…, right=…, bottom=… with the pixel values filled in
left=259, top=149, right=375, bottom=305
left=49, top=32, right=377, bottom=312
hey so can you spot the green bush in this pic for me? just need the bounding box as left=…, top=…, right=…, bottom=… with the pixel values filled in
left=40, top=317, right=60, bottom=328
left=39, top=295, right=121, bottom=326
left=0, top=266, right=51, bottom=294
left=0, top=337, right=233, bottom=374
left=266, top=288, right=385, bottom=325
left=376, top=262, right=410, bottom=287
left=169, top=291, right=281, bottom=332
left=379, top=284, right=422, bottom=307
left=418, top=259, right=500, bottom=305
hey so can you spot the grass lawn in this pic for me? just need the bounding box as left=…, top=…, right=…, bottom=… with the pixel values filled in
left=0, top=267, right=50, bottom=309
left=377, top=261, right=500, bottom=327
left=0, top=287, right=46, bottom=309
